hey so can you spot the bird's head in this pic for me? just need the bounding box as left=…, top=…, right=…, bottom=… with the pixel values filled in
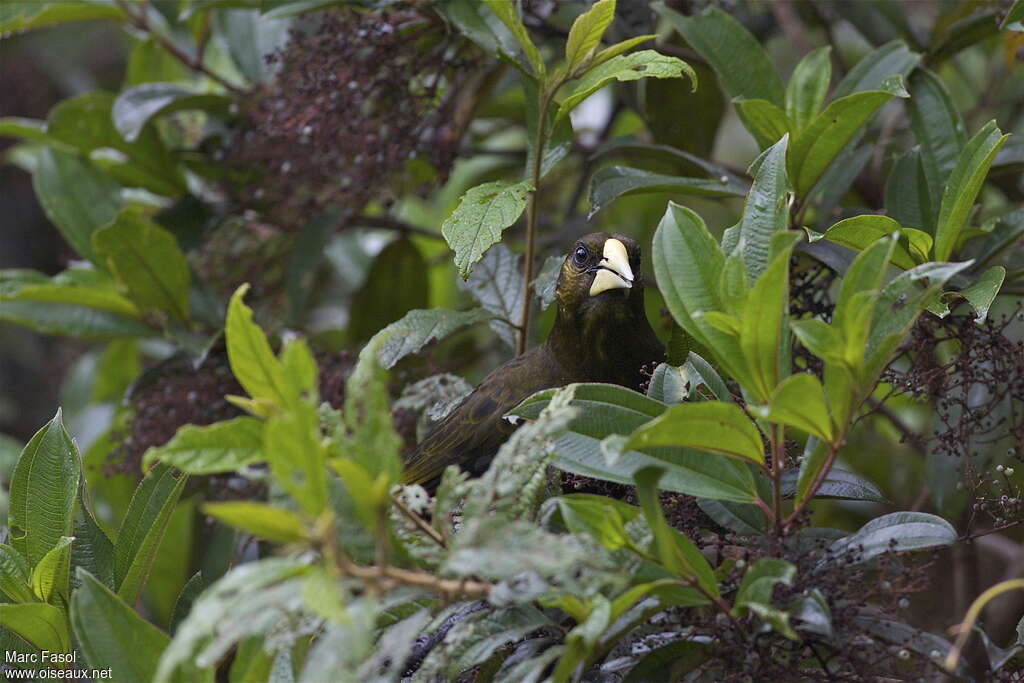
left=555, top=232, right=645, bottom=321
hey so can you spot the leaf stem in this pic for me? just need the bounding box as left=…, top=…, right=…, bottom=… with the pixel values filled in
left=771, top=424, right=784, bottom=534
left=518, top=85, right=556, bottom=355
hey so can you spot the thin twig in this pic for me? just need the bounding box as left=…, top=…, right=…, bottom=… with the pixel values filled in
left=335, top=553, right=493, bottom=599
left=392, top=494, right=447, bottom=548
left=350, top=215, right=445, bottom=240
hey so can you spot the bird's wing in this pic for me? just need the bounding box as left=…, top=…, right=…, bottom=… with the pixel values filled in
left=401, top=353, right=541, bottom=485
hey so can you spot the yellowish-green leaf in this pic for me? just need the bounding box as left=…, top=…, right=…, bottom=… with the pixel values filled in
left=564, top=0, right=615, bottom=72
left=753, top=373, right=833, bottom=442
left=225, top=283, right=289, bottom=408
left=441, top=180, right=533, bottom=279
left=627, top=401, right=765, bottom=466
left=483, top=0, right=545, bottom=78
left=203, top=502, right=307, bottom=544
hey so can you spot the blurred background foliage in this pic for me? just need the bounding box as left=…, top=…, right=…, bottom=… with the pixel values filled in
left=1, top=0, right=1024, bottom=678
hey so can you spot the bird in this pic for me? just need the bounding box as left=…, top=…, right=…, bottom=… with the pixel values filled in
left=401, top=232, right=664, bottom=487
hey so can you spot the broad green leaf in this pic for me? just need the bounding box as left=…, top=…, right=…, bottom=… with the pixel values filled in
left=933, top=121, right=1008, bottom=261
left=929, top=9, right=1001, bottom=65
left=441, top=180, right=532, bottom=279
left=92, top=208, right=191, bottom=321
left=820, top=512, right=956, bottom=569
left=556, top=50, right=696, bottom=122
left=781, top=467, right=889, bottom=504
left=624, top=641, right=710, bottom=682
left=0, top=267, right=140, bottom=318
left=46, top=91, right=185, bottom=197
left=785, top=46, right=832, bottom=132
left=458, top=242, right=523, bottom=348
left=790, top=319, right=843, bottom=364
left=72, top=568, right=174, bottom=683
left=907, top=68, right=965, bottom=216
left=348, top=237, right=430, bottom=345
left=141, top=417, right=264, bottom=474
left=733, top=558, right=795, bottom=609
left=885, top=150, right=935, bottom=234
left=94, top=339, right=140, bottom=402
left=821, top=215, right=923, bottom=270
left=734, top=99, right=790, bottom=150
left=213, top=9, right=291, bottom=85
left=0, top=543, right=34, bottom=603
left=0, top=300, right=153, bottom=339
left=683, top=352, right=733, bottom=403
left=280, top=337, right=318, bottom=403
left=0, top=1, right=124, bottom=34
left=265, top=402, right=326, bottom=517
left=31, top=536, right=73, bottom=604
left=112, top=83, right=232, bottom=142
left=652, top=203, right=745, bottom=381
left=513, top=384, right=758, bottom=502
left=169, top=572, right=205, bottom=635
left=634, top=467, right=719, bottom=597
left=556, top=495, right=639, bottom=551
left=0, top=117, right=55, bottom=145
left=483, top=0, right=545, bottom=78
left=8, top=410, right=79, bottom=567
left=124, top=37, right=189, bottom=87
left=442, top=0, right=532, bottom=75
left=72, top=482, right=116, bottom=591
left=588, top=165, right=745, bottom=218
left=203, top=502, right=307, bottom=544
left=590, top=34, right=658, bottom=69
left=627, top=401, right=764, bottom=466
left=655, top=3, right=784, bottom=106
left=564, top=0, right=615, bottom=72
left=225, top=284, right=289, bottom=408
left=831, top=40, right=919, bottom=99
left=739, top=236, right=799, bottom=402
left=948, top=265, right=1006, bottom=323
left=375, top=308, right=494, bottom=369
left=113, top=464, right=188, bottom=606
left=286, top=208, right=342, bottom=325
left=32, top=147, right=123, bottom=264
left=646, top=363, right=689, bottom=405
left=789, top=89, right=901, bottom=196
left=754, top=372, right=833, bottom=442
left=832, top=235, right=898, bottom=338
left=734, top=136, right=789, bottom=281
left=1002, top=0, right=1024, bottom=29
left=0, top=603, right=69, bottom=653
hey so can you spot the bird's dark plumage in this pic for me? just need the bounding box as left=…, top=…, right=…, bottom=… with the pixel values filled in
left=402, top=233, right=663, bottom=485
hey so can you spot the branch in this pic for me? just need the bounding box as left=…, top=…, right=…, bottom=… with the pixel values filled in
left=334, top=553, right=492, bottom=600
left=391, top=494, right=447, bottom=548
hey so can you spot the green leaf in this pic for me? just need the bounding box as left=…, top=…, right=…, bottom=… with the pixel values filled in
left=141, top=417, right=264, bottom=475
left=72, top=568, right=174, bottom=682
left=0, top=267, right=140, bottom=318
left=0, top=603, right=69, bottom=653
left=556, top=494, right=639, bottom=551
left=0, top=117, right=55, bottom=145
left=0, top=1, right=125, bottom=34
left=832, top=235, right=898, bottom=340
left=348, top=238, right=430, bottom=345
left=32, top=147, right=124, bottom=264
left=697, top=498, right=767, bottom=535
left=789, top=89, right=901, bottom=196
left=734, top=558, right=795, bottom=609
left=0, top=543, right=34, bottom=603
left=831, top=40, right=919, bottom=99
left=94, top=339, right=140, bottom=402
left=483, top=0, right=545, bottom=78
left=790, top=319, right=843, bottom=364
left=442, top=0, right=531, bottom=75
left=513, top=384, right=758, bottom=502
left=564, top=0, right=615, bottom=72
left=682, top=352, right=733, bottom=403
left=655, top=3, right=784, bottom=106
left=734, top=99, right=790, bottom=150
left=781, top=467, right=889, bottom=504
left=634, top=467, right=719, bottom=597
left=92, top=208, right=191, bottom=321
left=458, top=243, right=523, bottom=347
left=590, top=34, right=658, bottom=69
left=885, top=150, right=935, bottom=234
left=933, top=120, right=1008, bottom=261
left=652, top=203, right=745, bottom=381
left=212, top=9, right=291, bottom=85
left=821, top=215, right=926, bottom=270
left=556, top=50, right=696, bottom=123
left=113, top=83, right=232, bottom=143
left=1003, top=0, right=1024, bottom=29
left=950, top=266, right=1006, bottom=323
left=755, top=372, right=833, bottom=442
left=8, top=410, right=79, bottom=567
left=820, top=512, right=956, bottom=568
left=225, top=283, right=289, bottom=409
left=624, top=641, right=710, bottom=682
left=113, top=464, right=188, bottom=606
left=588, top=165, right=745, bottom=217
left=265, top=402, right=327, bottom=517
left=907, top=68, right=965, bottom=218
left=735, top=136, right=790, bottom=281
left=0, top=300, right=153, bottom=340
left=785, top=46, right=832, bottom=132
left=627, top=401, right=765, bottom=466
left=203, top=502, right=307, bottom=544
left=31, top=536, right=73, bottom=604
left=374, top=308, right=493, bottom=369
left=646, top=363, right=689, bottom=405
left=441, top=180, right=532, bottom=279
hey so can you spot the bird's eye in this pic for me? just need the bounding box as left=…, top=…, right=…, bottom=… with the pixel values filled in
left=572, top=245, right=588, bottom=267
